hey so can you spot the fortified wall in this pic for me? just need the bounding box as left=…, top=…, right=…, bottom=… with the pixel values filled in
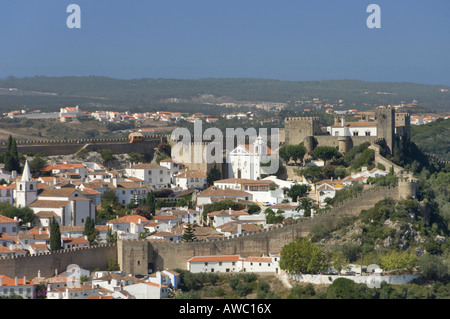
left=119, top=185, right=406, bottom=274
left=0, top=136, right=168, bottom=156
left=0, top=244, right=117, bottom=279
left=1, top=183, right=419, bottom=278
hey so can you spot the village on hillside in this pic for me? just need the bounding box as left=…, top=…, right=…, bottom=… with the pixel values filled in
left=0, top=104, right=425, bottom=299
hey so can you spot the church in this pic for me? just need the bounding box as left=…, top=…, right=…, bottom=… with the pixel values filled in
left=13, top=161, right=95, bottom=227
left=226, top=136, right=274, bottom=180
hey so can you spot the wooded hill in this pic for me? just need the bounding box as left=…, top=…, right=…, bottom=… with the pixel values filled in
left=1, top=76, right=449, bottom=113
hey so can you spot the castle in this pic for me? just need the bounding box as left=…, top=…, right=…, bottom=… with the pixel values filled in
left=284, top=106, right=411, bottom=155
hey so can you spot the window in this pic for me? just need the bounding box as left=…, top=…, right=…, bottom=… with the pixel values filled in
left=219, top=262, right=222, bottom=266
left=232, top=262, right=236, bottom=266
left=365, top=131, right=371, bottom=136
left=29, top=184, right=33, bottom=190
left=1, top=227, right=5, bottom=233
left=205, top=262, right=208, bottom=266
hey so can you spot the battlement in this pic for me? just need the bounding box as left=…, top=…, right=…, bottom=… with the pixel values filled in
left=285, top=117, right=320, bottom=122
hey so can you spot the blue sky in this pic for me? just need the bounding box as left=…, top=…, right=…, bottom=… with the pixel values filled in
left=0, top=0, right=449, bottom=85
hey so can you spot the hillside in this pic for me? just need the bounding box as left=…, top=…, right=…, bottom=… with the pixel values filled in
left=1, top=77, right=449, bottom=113
left=411, top=118, right=450, bottom=161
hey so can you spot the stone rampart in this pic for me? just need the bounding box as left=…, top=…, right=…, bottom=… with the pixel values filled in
left=0, top=244, right=117, bottom=279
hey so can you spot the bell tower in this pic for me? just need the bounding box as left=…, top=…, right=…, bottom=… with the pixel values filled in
left=15, top=161, right=38, bottom=208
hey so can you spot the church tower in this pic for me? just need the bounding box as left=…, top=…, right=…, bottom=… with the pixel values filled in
left=15, top=160, right=38, bottom=208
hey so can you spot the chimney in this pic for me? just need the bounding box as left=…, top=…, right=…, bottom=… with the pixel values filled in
left=341, top=117, right=346, bottom=127
left=237, top=224, right=242, bottom=235
left=39, top=228, right=42, bottom=234
left=38, top=270, right=41, bottom=278
left=15, top=277, right=18, bottom=286
left=23, top=276, right=26, bottom=284
left=112, top=178, right=118, bottom=188
left=229, top=208, right=232, bottom=215
left=0, top=277, right=2, bottom=286
left=11, top=171, right=17, bottom=179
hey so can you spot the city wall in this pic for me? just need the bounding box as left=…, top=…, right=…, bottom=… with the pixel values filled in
left=0, top=244, right=117, bottom=279
left=0, top=136, right=167, bottom=156
left=120, top=186, right=400, bottom=274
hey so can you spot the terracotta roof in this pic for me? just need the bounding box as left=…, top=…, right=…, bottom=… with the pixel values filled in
left=332, top=121, right=377, bottom=127
left=30, top=244, right=49, bottom=251
left=0, top=275, right=35, bottom=286
left=143, top=282, right=168, bottom=288
left=221, top=223, right=262, bottom=233
left=107, top=215, right=149, bottom=224
left=0, top=214, right=19, bottom=224
left=176, top=170, right=207, bottom=178
left=245, top=257, right=272, bottom=262
left=34, top=211, right=59, bottom=218
left=62, top=238, right=89, bottom=244
left=38, top=188, right=78, bottom=197
left=29, top=200, right=70, bottom=208
left=198, top=187, right=252, bottom=198
left=214, top=178, right=272, bottom=185
left=187, top=255, right=242, bottom=262
left=129, top=163, right=167, bottom=170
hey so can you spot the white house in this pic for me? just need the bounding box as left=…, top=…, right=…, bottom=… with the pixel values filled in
left=148, top=270, right=180, bottom=290
left=0, top=275, right=37, bottom=299
left=328, top=118, right=377, bottom=137
left=107, top=215, right=149, bottom=239
left=125, top=163, right=171, bottom=189
left=0, top=215, right=20, bottom=236
left=213, top=178, right=284, bottom=205
left=122, top=282, right=169, bottom=299
left=0, top=185, right=14, bottom=204
left=47, top=285, right=100, bottom=299
left=174, top=169, right=207, bottom=190
left=196, top=186, right=253, bottom=206
left=242, top=256, right=280, bottom=274
left=187, top=255, right=243, bottom=273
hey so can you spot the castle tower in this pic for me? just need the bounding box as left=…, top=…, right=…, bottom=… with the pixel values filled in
left=284, top=117, right=321, bottom=145
left=375, top=107, right=395, bottom=155
left=15, top=160, right=38, bottom=208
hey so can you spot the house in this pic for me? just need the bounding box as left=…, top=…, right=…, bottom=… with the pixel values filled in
left=213, top=178, right=284, bottom=205
left=46, top=285, right=100, bottom=299
left=122, top=282, right=169, bottom=299
left=147, top=270, right=180, bottom=290
left=0, top=275, right=37, bottom=299
left=92, top=273, right=138, bottom=293
left=219, top=222, right=262, bottom=238
left=187, top=254, right=281, bottom=274
left=125, top=163, right=171, bottom=189
left=187, top=255, right=243, bottom=273
left=269, top=203, right=301, bottom=219
left=62, top=237, right=90, bottom=249
left=206, top=208, right=248, bottom=228
left=196, top=186, right=253, bottom=206
left=0, top=184, right=14, bottom=204
left=107, top=215, right=149, bottom=239
left=0, top=214, right=20, bottom=236
left=174, top=169, right=207, bottom=190
left=148, top=231, right=181, bottom=242
left=242, top=256, right=280, bottom=274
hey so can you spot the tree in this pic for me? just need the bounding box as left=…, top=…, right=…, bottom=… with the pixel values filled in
left=380, top=250, right=418, bottom=273
left=280, top=238, right=328, bottom=274
left=247, top=204, right=261, bottom=214
left=181, top=223, right=196, bottom=242
left=313, top=146, right=340, bottom=165
left=287, top=184, right=310, bottom=202
left=101, top=189, right=120, bottom=209
left=207, top=164, right=222, bottom=186
left=106, top=227, right=117, bottom=243
left=296, top=197, right=313, bottom=217
left=29, top=156, right=47, bottom=174
left=50, top=217, right=62, bottom=251
left=142, top=191, right=156, bottom=215
left=264, top=208, right=284, bottom=224
left=4, top=135, right=20, bottom=173
left=418, top=254, right=448, bottom=281
left=83, top=216, right=99, bottom=245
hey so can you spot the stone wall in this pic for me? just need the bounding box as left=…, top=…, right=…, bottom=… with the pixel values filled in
left=0, top=136, right=165, bottom=156
left=119, top=186, right=400, bottom=274
left=0, top=244, right=117, bottom=279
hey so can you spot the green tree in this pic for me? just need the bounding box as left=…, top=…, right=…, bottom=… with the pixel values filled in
left=287, top=184, right=310, bottom=202
left=106, top=227, right=117, bottom=244
left=296, top=197, right=313, bottom=217
left=83, top=216, right=99, bottom=245
left=181, top=223, right=196, bottom=242
left=418, top=254, right=448, bottom=281
left=101, top=189, right=120, bottom=209
left=107, top=259, right=120, bottom=271
left=264, top=208, right=284, bottom=224
left=380, top=250, right=418, bottom=273
left=49, top=217, right=62, bottom=251
left=29, top=156, right=47, bottom=174
left=280, top=238, right=328, bottom=274
left=4, top=135, right=21, bottom=173
left=207, top=164, right=222, bottom=185
left=313, top=146, right=340, bottom=166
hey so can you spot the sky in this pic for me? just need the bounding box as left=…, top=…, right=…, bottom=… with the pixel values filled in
left=0, top=0, right=449, bottom=85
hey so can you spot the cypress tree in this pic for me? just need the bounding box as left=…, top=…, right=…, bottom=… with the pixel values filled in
left=84, top=216, right=99, bottom=245
left=4, top=135, right=20, bottom=173
left=181, top=223, right=196, bottom=242
left=50, top=217, right=62, bottom=251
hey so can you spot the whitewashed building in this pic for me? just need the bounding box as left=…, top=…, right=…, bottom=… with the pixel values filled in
left=125, top=163, right=171, bottom=189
